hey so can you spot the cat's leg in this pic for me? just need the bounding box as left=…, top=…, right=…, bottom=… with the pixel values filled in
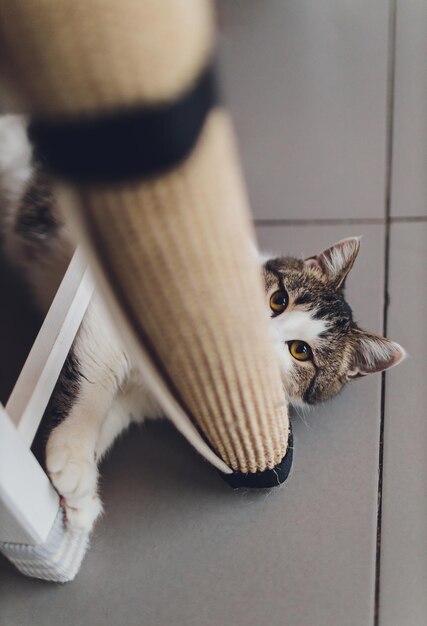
left=94, top=383, right=161, bottom=461
left=45, top=299, right=130, bottom=531
left=94, top=397, right=134, bottom=462
left=46, top=371, right=112, bottom=532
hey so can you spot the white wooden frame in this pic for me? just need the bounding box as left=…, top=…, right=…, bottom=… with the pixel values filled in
left=0, top=249, right=94, bottom=545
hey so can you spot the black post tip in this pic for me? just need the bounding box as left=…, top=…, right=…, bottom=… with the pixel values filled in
left=220, top=426, right=293, bottom=489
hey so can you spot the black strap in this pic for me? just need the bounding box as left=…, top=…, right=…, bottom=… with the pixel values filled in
left=28, top=63, right=218, bottom=184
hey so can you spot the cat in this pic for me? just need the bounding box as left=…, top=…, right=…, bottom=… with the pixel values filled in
left=0, top=114, right=405, bottom=532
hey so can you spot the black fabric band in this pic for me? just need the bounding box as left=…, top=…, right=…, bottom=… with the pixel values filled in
left=220, top=425, right=294, bottom=489
left=28, top=63, right=218, bottom=184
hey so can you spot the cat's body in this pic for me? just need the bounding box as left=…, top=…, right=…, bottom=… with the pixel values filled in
left=0, top=115, right=405, bottom=532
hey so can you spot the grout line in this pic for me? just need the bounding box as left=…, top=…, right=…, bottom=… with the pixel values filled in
left=374, top=1, right=397, bottom=625
left=390, top=215, right=427, bottom=223
left=255, top=217, right=385, bottom=226
left=254, top=216, right=427, bottom=227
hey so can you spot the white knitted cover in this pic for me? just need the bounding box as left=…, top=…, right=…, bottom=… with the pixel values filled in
left=0, top=507, right=89, bottom=583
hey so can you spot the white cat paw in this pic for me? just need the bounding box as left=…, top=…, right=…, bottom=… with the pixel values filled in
left=46, top=444, right=97, bottom=498
left=61, top=494, right=103, bottom=533
left=46, top=435, right=101, bottom=532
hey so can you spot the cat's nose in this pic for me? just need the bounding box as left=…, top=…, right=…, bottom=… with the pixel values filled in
left=219, top=424, right=293, bottom=488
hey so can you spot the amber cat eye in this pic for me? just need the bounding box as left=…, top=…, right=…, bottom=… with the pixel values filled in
left=269, top=289, right=288, bottom=315
left=288, top=340, right=313, bottom=362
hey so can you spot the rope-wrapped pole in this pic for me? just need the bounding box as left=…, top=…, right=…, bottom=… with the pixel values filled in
left=0, top=0, right=292, bottom=485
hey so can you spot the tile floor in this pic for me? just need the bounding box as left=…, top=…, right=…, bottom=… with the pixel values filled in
left=1, top=2, right=426, bottom=625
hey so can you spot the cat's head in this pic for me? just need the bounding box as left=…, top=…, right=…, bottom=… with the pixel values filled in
left=262, top=237, right=405, bottom=405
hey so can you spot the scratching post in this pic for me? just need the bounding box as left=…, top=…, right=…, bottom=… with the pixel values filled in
left=67, top=108, right=290, bottom=475
left=0, top=0, right=292, bottom=580
left=0, top=0, right=291, bottom=477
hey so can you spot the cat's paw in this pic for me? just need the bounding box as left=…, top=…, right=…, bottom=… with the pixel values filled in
left=46, top=434, right=101, bottom=532
left=60, top=494, right=103, bottom=533
left=46, top=443, right=97, bottom=498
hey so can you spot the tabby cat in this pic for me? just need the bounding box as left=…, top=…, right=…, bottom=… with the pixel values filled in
left=0, top=115, right=405, bottom=531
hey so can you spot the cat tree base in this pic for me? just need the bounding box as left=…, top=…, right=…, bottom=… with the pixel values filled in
left=0, top=508, right=90, bottom=583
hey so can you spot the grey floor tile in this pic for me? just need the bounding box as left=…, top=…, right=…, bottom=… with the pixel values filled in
left=391, top=2, right=427, bottom=218
left=218, top=0, right=390, bottom=221
left=1, top=224, right=385, bottom=626
left=379, top=223, right=427, bottom=626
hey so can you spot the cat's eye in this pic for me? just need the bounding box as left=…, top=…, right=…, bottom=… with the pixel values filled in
left=288, top=340, right=313, bottom=362
left=270, top=289, right=289, bottom=315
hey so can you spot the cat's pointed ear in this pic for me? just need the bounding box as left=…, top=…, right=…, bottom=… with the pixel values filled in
left=347, top=328, right=406, bottom=379
left=304, top=237, right=361, bottom=288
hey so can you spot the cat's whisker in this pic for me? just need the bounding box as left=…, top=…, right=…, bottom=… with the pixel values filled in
left=292, top=404, right=311, bottom=430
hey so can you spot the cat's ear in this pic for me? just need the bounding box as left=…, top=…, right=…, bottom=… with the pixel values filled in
left=305, top=237, right=361, bottom=288
left=347, top=328, right=406, bottom=379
